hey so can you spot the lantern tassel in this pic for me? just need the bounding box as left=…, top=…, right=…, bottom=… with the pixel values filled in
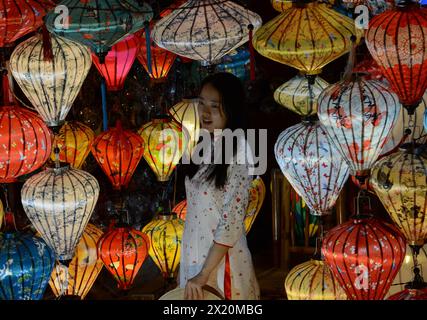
left=101, top=78, right=108, bottom=131
left=248, top=24, right=256, bottom=81
left=42, top=24, right=54, bottom=62
left=144, top=21, right=153, bottom=76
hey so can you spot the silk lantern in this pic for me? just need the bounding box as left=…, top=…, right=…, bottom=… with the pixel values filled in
left=253, top=2, right=362, bottom=75
left=142, top=213, right=184, bottom=280
left=275, top=120, right=350, bottom=216
left=322, top=215, right=406, bottom=300
left=91, top=121, right=144, bottom=190
left=98, top=225, right=150, bottom=290
left=21, top=165, right=100, bottom=261
left=10, top=34, right=92, bottom=127
left=0, top=106, right=52, bottom=183
left=152, top=0, right=262, bottom=64
left=244, top=177, right=266, bottom=234
left=172, top=200, right=187, bottom=221
left=49, top=224, right=104, bottom=299
left=0, top=232, right=55, bottom=300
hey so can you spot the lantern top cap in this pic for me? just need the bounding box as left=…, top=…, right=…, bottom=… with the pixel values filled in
left=396, top=0, right=420, bottom=9
left=350, top=213, right=375, bottom=223
left=45, top=163, right=70, bottom=174
left=152, top=115, right=172, bottom=123
left=301, top=114, right=319, bottom=125
left=182, top=97, right=199, bottom=103
left=158, top=212, right=178, bottom=221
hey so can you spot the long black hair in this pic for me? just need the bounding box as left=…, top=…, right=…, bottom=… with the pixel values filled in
left=186, top=72, right=248, bottom=189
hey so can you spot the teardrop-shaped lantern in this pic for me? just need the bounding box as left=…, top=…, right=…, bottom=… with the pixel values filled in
left=172, top=200, right=187, bottom=221
left=138, top=116, right=187, bottom=182
left=21, top=165, right=100, bottom=261
left=91, top=121, right=144, bottom=190
left=370, top=144, right=427, bottom=247
left=245, top=177, right=266, bottom=234
left=152, top=0, right=262, bottom=64
left=322, top=215, right=406, bottom=300
left=142, top=213, right=184, bottom=280
left=98, top=225, right=150, bottom=290
left=366, top=1, right=427, bottom=114
left=10, top=34, right=92, bottom=127
left=275, top=120, right=350, bottom=216
left=49, top=224, right=104, bottom=299
left=0, top=232, right=55, bottom=300
left=92, top=34, right=139, bottom=91
left=284, top=259, right=347, bottom=300
left=51, top=121, right=95, bottom=169
left=274, top=74, right=329, bottom=117
left=317, top=76, right=401, bottom=178
left=253, top=2, right=362, bottom=75
left=0, top=106, right=52, bottom=183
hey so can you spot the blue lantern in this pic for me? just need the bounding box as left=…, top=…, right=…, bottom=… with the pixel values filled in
left=216, top=46, right=250, bottom=81
left=0, top=232, right=55, bottom=300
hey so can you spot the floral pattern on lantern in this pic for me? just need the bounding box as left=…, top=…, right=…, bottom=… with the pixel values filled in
left=244, top=176, right=266, bottom=234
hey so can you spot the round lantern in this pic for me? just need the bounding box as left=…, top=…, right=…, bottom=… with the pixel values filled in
left=366, top=1, right=427, bottom=114
left=21, top=165, right=100, bottom=261
left=253, top=1, right=362, bottom=75
left=322, top=215, right=406, bottom=300
left=0, top=232, right=55, bottom=300
left=274, top=74, right=329, bottom=117
left=98, top=224, right=150, bottom=290
left=284, top=259, right=347, bottom=300
left=91, top=121, right=144, bottom=190
left=92, top=34, right=139, bottom=91
left=10, top=34, right=92, bottom=127
left=49, top=223, right=104, bottom=299
left=172, top=199, right=187, bottom=221
left=51, top=121, right=95, bottom=169
left=244, top=176, right=266, bottom=234
left=317, top=76, right=401, bottom=180
left=275, top=120, right=350, bottom=216
left=0, top=106, right=52, bottom=183
left=138, top=116, right=187, bottom=182
left=142, top=213, right=184, bottom=280
left=152, top=0, right=262, bottom=64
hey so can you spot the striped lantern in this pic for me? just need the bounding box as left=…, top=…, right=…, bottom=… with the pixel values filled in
left=10, top=34, right=92, bottom=127
left=21, top=165, right=100, bottom=261
left=0, top=106, right=52, bottom=183
left=244, top=176, right=266, bottom=234
left=274, top=120, right=350, bottom=216
left=152, top=0, right=262, bottom=64
left=322, top=215, right=406, bottom=300
left=253, top=2, right=362, bottom=75
left=317, top=76, right=401, bottom=179
left=284, top=259, right=347, bottom=300
left=142, top=213, right=184, bottom=280
left=97, top=225, right=150, bottom=290
left=274, top=74, right=329, bottom=117
left=91, top=121, right=144, bottom=190
left=172, top=200, right=187, bottom=221
left=0, top=232, right=55, bottom=300
left=49, top=224, right=104, bottom=299
left=51, top=121, right=95, bottom=169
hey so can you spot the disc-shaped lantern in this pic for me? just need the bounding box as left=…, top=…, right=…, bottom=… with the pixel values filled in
left=172, top=200, right=187, bottom=221
left=51, top=121, right=95, bottom=169
left=98, top=225, right=150, bottom=290
left=91, top=121, right=144, bottom=190
left=152, top=0, right=262, bottom=64
left=0, top=232, right=55, bottom=300
left=0, top=106, right=52, bottom=183
left=366, top=1, right=427, bottom=114
left=244, top=177, right=266, bottom=234
left=284, top=259, right=347, bottom=300
left=274, top=74, right=329, bottom=117
left=275, top=120, right=350, bottom=216
left=142, top=213, right=184, bottom=280
left=49, top=224, right=104, bottom=299
left=322, top=215, right=406, bottom=300
left=21, top=165, right=100, bottom=261
left=92, top=34, right=139, bottom=91
left=138, top=116, right=187, bottom=182
left=253, top=2, right=362, bottom=75
left=10, top=34, right=92, bottom=127
left=317, top=76, right=401, bottom=181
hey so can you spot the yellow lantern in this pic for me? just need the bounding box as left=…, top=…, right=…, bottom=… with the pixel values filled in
left=48, top=224, right=103, bottom=299
left=51, top=121, right=95, bottom=169
left=285, top=259, right=347, bottom=300
left=253, top=2, right=362, bottom=75
left=142, top=213, right=184, bottom=280
left=245, top=177, right=266, bottom=234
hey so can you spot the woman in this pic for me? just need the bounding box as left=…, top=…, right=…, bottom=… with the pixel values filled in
left=180, top=72, right=260, bottom=300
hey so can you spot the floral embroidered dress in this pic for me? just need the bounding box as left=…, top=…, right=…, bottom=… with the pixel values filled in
left=179, top=136, right=260, bottom=300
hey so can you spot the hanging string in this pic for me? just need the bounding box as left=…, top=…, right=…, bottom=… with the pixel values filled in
left=144, top=21, right=153, bottom=76
left=101, top=77, right=108, bottom=131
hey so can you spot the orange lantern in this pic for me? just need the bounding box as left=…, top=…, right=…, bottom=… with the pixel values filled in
left=172, top=200, right=187, bottom=221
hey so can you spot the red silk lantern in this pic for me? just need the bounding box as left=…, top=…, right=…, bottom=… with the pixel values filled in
left=97, top=225, right=150, bottom=290
left=91, top=121, right=144, bottom=190
left=322, top=215, right=406, bottom=300
left=92, top=35, right=139, bottom=91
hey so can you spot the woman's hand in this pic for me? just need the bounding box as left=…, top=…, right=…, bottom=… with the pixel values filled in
left=184, top=271, right=209, bottom=300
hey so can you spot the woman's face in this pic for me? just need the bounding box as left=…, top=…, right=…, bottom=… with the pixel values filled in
left=198, top=83, right=227, bottom=133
